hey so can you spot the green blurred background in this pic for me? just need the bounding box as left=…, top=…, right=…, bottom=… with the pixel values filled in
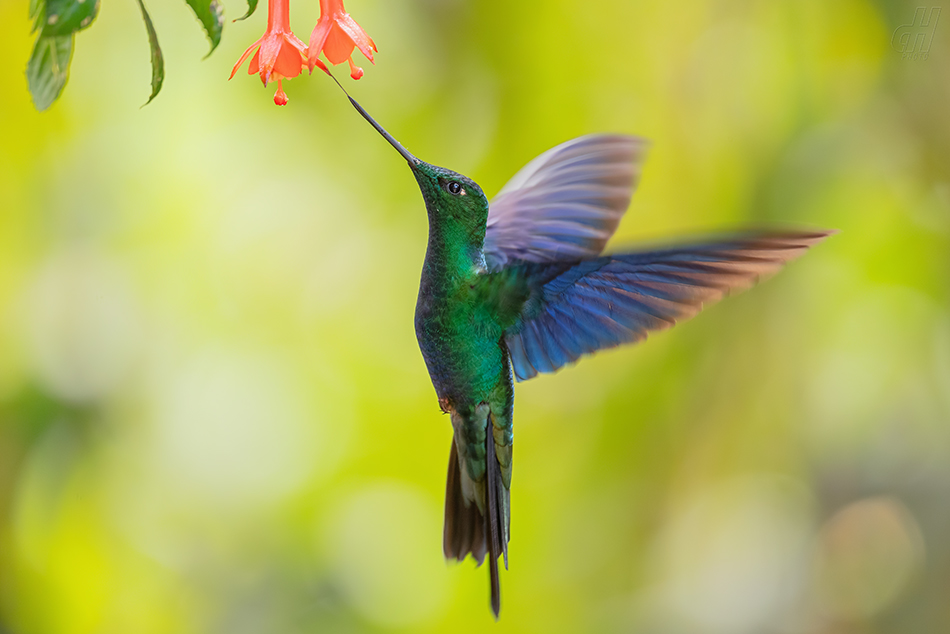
left=1, top=0, right=949, bottom=632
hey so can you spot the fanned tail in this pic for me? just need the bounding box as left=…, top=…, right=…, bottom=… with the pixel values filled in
left=443, top=435, right=509, bottom=619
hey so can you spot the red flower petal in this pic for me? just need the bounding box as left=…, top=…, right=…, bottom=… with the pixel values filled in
left=257, top=35, right=283, bottom=84
left=336, top=13, right=376, bottom=61
left=274, top=38, right=305, bottom=79
left=308, top=18, right=332, bottom=71
left=230, top=37, right=264, bottom=79
left=323, top=22, right=355, bottom=65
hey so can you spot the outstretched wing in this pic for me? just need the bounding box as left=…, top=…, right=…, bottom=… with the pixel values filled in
left=484, top=135, right=648, bottom=270
left=505, top=231, right=833, bottom=381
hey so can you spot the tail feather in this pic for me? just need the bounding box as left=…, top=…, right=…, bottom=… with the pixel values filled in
left=485, top=429, right=502, bottom=618
left=443, top=435, right=510, bottom=619
left=444, top=440, right=487, bottom=564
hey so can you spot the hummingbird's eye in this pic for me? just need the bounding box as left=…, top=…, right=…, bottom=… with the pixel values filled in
left=446, top=181, right=463, bottom=195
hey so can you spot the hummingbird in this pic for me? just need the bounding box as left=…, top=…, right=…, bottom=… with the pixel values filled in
left=336, top=89, right=830, bottom=618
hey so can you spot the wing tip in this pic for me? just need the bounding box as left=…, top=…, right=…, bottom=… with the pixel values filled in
left=754, top=227, right=837, bottom=263
left=504, top=227, right=835, bottom=382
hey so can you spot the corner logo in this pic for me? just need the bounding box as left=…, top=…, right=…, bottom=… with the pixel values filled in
left=892, top=7, right=941, bottom=60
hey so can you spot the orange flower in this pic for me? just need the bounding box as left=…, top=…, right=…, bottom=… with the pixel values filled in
left=230, top=0, right=320, bottom=105
left=308, top=0, right=377, bottom=80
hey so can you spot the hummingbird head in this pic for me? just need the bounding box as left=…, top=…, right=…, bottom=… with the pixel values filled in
left=407, top=162, right=488, bottom=230
left=343, top=90, right=490, bottom=243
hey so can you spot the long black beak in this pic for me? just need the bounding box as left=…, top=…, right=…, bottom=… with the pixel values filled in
left=322, top=69, right=419, bottom=167
left=346, top=96, right=420, bottom=167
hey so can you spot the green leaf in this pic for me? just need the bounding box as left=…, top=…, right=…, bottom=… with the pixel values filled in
left=233, top=0, right=258, bottom=22
left=185, top=0, right=224, bottom=56
left=41, top=0, right=100, bottom=37
left=136, top=0, right=164, bottom=105
left=27, top=34, right=73, bottom=112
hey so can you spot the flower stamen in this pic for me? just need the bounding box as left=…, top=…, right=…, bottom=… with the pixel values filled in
left=274, top=79, right=288, bottom=105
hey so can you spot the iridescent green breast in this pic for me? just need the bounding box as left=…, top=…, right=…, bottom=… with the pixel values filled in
left=414, top=268, right=508, bottom=407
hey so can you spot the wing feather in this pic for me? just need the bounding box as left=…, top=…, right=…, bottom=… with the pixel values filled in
left=484, top=135, right=648, bottom=269
left=505, top=231, right=833, bottom=381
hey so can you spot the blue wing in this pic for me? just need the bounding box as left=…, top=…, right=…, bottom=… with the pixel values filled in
left=484, top=135, right=648, bottom=270
left=505, top=231, right=833, bottom=381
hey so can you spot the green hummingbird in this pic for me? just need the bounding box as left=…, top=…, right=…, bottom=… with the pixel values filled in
left=339, top=93, right=830, bottom=617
